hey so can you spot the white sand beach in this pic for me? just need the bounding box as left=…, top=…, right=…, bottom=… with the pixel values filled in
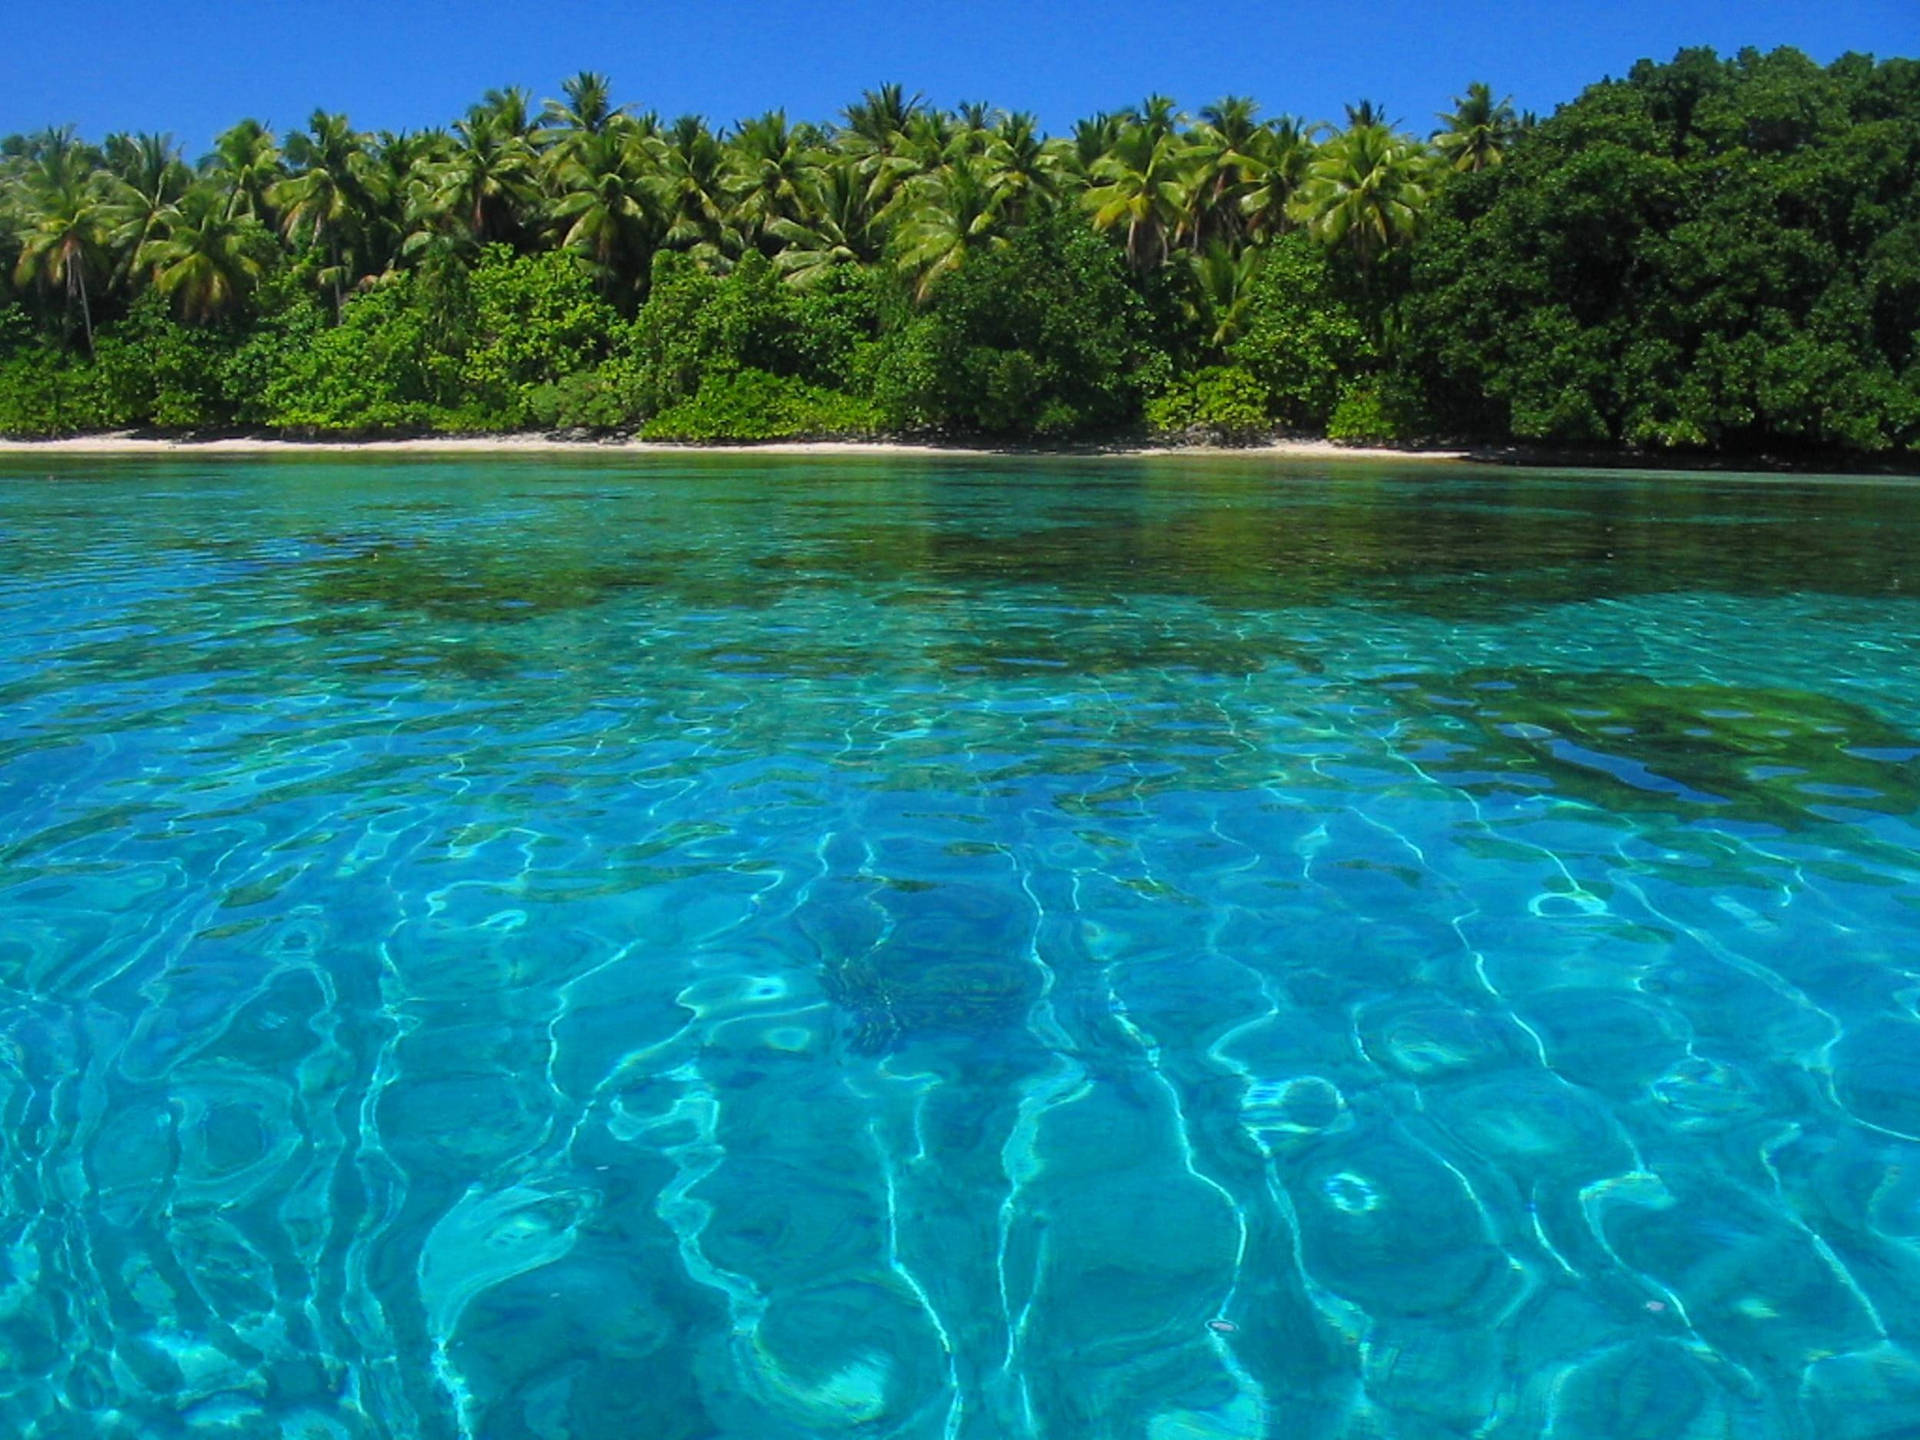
left=0, top=433, right=1472, bottom=462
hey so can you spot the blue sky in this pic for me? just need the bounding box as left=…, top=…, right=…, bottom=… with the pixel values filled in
left=4, top=0, right=1916, bottom=153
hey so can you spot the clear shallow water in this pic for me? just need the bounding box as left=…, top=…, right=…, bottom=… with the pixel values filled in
left=2, top=453, right=1920, bottom=1440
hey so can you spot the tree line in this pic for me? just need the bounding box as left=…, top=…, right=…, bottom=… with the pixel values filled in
left=1, top=46, right=1915, bottom=455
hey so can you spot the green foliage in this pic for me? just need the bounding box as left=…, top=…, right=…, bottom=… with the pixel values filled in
left=1289, top=123, right=1436, bottom=279
left=89, top=290, right=241, bottom=429
left=219, top=271, right=329, bottom=425
left=223, top=248, right=620, bottom=433
left=0, top=305, right=104, bottom=435
left=781, top=266, right=886, bottom=392
left=1326, top=375, right=1431, bottom=444
left=526, top=366, right=640, bottom=431
left=258, top=273, right=446, bottom=431
left=1227, top=232, right=1373, bottom=428
left=871, top=211, right=1167, bottom=436
left=624, top=251, right=880, bottom=423
left=1, top=61, right=1915, bottom=457
left=443, top=247, right=621, bottom=428
left=617, top=253, right=722, bottom=416
left=641, top=369, right=878, bottom=441
left=1401, top=48, right=1920, bottom=454
left=1145, top=366, right=1271, bottom=440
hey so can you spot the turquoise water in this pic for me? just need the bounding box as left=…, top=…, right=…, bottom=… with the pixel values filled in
left=3, top=453, right=1920, bottom=1440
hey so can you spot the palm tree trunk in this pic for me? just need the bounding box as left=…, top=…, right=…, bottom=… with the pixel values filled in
left=66, top=243, right=94, bottom=355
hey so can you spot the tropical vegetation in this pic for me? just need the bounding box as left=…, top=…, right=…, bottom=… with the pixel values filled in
left=0, top=47, right=1915, bottom=457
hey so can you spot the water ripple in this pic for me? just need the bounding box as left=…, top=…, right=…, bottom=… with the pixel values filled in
left=3, top=454, right=1919, bottom=1438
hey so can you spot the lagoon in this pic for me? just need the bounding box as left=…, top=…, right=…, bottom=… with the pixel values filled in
left=2, top=452, right=1919, bottom=1438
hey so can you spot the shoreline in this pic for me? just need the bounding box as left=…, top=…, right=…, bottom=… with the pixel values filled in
left=1, top=432, right=1914, bottom=477
left=0, top=432, right=1469, bottom=463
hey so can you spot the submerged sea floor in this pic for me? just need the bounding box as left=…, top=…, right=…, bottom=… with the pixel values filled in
left=2, top=453, right=1919, bottom=1439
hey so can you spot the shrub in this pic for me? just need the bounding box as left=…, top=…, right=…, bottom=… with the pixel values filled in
left=870, top=210, right=1168, bottom=437
left=90, top=292, right=236, bottom=431
left=0, top=306, right=105, bottom=435
left=452, top=248, right=622, bottom=428
left=1228, top=234, right=1372, bottom=429
left=256, top=276, right=445, bottom=432
left=626, top=251, right=881, bottom=424
left=526, top=365, right=641, bottom=431
left=640, top=369, right=878, bottom=441
left=1398, top=47, right=1920, bottom=454
left=1145, top=366, right=1272, bottom=441
left=1326, top=376, right=1433, bottom=444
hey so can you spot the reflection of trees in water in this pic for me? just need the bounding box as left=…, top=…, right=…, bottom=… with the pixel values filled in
left=784, top=464, right=1920, bottom=615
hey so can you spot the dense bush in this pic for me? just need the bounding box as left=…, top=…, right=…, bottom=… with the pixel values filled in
left=621, top=251, right=881, bottom=425
left=259, top=273, right=445, bottom=432
left=1401, top=48, right=1920, bottom=454
left=445, top=250, right=624, bottom=428
left=641, top=369, right=878, bottom=441
left=0, top=306, right=103, bottom=435
left=1145, top=366, right=1271, bottom=440
left=220, top=274, right=330, bottom=425
left=1326, top=376, right=1433, bottom=444
left=90, top=291, right=238, bottom=430
left=871, top=211, right=1168, bottom=437
left=1229, top=234, right=1373, bottom=430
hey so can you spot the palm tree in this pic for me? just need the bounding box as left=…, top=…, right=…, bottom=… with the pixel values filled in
left=1182, top=96, right=1264, bottom=250
left=834, top=87, right=916, bottom=208
left=1084, top=123, right=1185, bottom=272
left=1128, top=94, right=1184, bottom=145
left=1289, top=123, right=1434, bottom=277
left=204, top=120, right=282, bottom=224
left=1188, top=240, right=1259, bottom=348
left=1240, top=117, right=1315, bottom=241
left=954, top=101, right=999, bottom=159
left=140, top=184, right=274, bottom=321
left=1069, top=113, right=1124, bottom=182
left=274, top=111, right=385, bottom=315
left=770, top=160, right=881, bottom=286
left=8, top=126, right=92, bottom=169
left=982, top=113, right=1068, bottom=225
left=896, top=111, right=964, bottom=174
left=548, top=127, right=661, bottom=300
left=1344, top=100, right=1397, bottom=130
left=371, top=129, right=445, bottom=271
left=540, top=71, right=624, bottom=160
left=476, top=86, right=539, bottom=143
left=887, top=158, right=1007, bottom=300
left=1435, top=82, right=1518, bottom=173
left=842, top=85, right=922, bottom=146
left=0, top=217, right=16, bottom=308
left=728, top=111, right=818, bottom=252
left=12, top=148, right=110, bottom=350
left=410, top=112, right=537, bottom=248
left=658, top=114, right=736, bottom=258
left=102, top=132, right=192, bottom=286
